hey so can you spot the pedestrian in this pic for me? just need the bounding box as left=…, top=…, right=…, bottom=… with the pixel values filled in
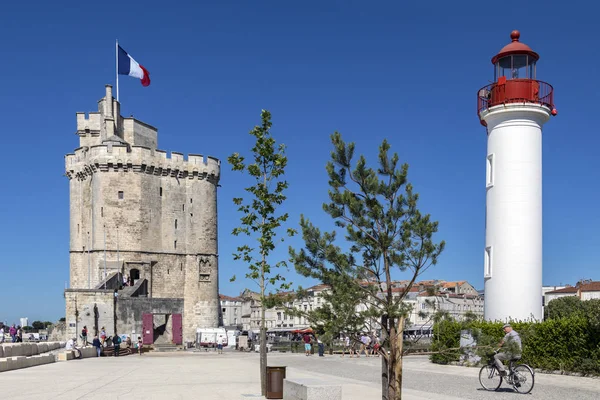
left=341, top=335, right=350, bottom=357
left=92, top=336, right=102, bottom=357
left=81, top=326, right=88, bottom=346
left=303, top=333, right=312, bottom=356
left=9, top=324, right=17, bottom=342
left=217, top=335, right=224, bottom=354
left=358, top=333, right=370, bottom=357
left=100, top=327, right=107, bottom=346
left=16, top=326, right=23, bottom=342
left=126, top=336, right=132, bottom=349
left=137, top=337, right=143, bottom=355
left=373, top=335, right=381, bottom=357
left=113, top=333, right=121, bottom=356
left=317, top=337, right=325, bottom=357
left=0, top=325, right=4, bottom=343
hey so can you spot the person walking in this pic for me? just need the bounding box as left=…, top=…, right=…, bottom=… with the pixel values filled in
left=81, top=326, right=88, bottom=346
left=341, top=335, right=350, bottom=357
left=113, top=333, right=121, bottom=357
left=303, top=333, right=312, bottom=356
left=317, top=337, right=325, bottom=357
left=217, top=335, right=224, bottom=354
left=0, top=326, right=4, bottom=343
left=358, top=333, right=370, bottom=357
left=92, top=336, right=102, bottom=357
left=100, top=327, right=107, bottom=346
left=16, top=326, right=23, bottom=342
left=9, top=324, right=16, bottom=343
left=137, top=337, right=143, bottom=355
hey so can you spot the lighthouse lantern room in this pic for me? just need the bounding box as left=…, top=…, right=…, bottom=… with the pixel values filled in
left=477, top=31, right=556, bottom=322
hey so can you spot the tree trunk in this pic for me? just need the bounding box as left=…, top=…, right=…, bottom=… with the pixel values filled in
left=394, top=316, right=405, bottom=400
left=260, top=262, right=267, bottom=397
left=387, top=319, right=397, bottom=399
left=260, top=304, right=267, bottom=396
left=381, top=315, right=389, bottom=400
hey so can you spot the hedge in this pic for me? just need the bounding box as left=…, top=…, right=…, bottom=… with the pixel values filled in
left=430, top=316, right=600, bottom=375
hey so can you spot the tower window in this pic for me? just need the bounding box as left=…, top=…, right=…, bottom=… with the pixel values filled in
left=486, top=154, right=494, bottom=188
left=175, top=219, right=178, bottom=229
left=118, top=191, right=124, bottom=200
left=182, top=204, right=185, bottom=211
left=160, top=187, right=163, bottom=197
left=190, top=213, right=193, bottom=218
left=484, top=246, right=493, bottom=278
left=101, top=207, right=104, bottom=217
left=174, top=240, right=177, bottom=249
left=77, top=224, right=79, bottom=234
left=190, top=198, right=193, bottom=203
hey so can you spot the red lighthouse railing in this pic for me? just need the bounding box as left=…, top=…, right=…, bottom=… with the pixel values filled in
left=477, top=79, right=554, bottom=125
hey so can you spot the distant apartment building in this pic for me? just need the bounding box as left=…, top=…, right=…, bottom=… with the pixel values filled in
left=545, top=279, right=600, bottom=303
left=219, top=294, right=242, bottom=329
left=223, top=280, right=483, bottom=334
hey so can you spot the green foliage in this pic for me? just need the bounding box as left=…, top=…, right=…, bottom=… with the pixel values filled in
left=431, top=315, right=600, bottom=375
left=228, top=110, right=296, bottom=396
left=227, top=109, right=296, bottom=295
left=31, top=321, right=45, bottom=330
left=544, top=296, right=585, bottom=320
left=290, top=132, right=446, bottom=397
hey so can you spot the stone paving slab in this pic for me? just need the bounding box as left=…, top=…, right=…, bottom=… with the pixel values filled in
left=0, top=351, right=598, bottom=399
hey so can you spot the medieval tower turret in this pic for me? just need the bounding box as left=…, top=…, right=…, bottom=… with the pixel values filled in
left=64, top=85, right=220, bottom=344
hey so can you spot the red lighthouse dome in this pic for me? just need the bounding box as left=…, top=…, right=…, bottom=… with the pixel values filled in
left=477, top=30, right=555, bottom=125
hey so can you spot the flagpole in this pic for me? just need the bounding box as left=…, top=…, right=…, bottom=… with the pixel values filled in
left=116, top=39, right=119, bottom=102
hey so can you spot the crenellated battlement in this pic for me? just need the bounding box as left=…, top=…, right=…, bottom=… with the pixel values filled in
left=76, top=112, right=102, bottom=136
left=65, top=145, right=220, bottom=183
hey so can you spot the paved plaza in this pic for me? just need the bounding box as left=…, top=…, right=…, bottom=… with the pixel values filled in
left=1, top=351, right=598, bottom=399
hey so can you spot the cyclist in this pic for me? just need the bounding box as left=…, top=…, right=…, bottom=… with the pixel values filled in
left=495, top=323, right=522, bottom=376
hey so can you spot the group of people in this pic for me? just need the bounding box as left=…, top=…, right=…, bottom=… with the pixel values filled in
left=341, top=333, right=380, bottom=358
left=0, top=324, right=23, bottom=343
left=73, top=325, right=143, bottom=357
left=301, top=333, right=325, bottom=357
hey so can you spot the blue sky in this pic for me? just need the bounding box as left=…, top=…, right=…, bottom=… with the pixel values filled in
left=0, top=0, right=597, bottom=324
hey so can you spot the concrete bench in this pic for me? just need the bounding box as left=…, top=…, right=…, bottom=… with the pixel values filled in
left=283, top=378, right=342, bottom=400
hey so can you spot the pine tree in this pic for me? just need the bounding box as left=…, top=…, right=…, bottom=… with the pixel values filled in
left=290, top=132, right=445, bottom=400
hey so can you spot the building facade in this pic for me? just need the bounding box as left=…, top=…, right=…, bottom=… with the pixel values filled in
left=64, top=85, right=220, bottom=344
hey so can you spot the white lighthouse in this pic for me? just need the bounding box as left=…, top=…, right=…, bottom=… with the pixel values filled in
left=478, top=31, right=556, bottom=322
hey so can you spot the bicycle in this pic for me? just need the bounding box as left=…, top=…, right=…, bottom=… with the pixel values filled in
left=479, top=351, right=535, bottom=394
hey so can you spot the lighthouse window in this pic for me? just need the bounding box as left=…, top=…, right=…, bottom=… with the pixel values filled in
left=486, top=154, right=494, bottom=188
left=484, top=246, right=493, bottom=278
left=160, top=187, right=163, bottom=197
left=118, top=191, right=124, bottom=200
left=175, top=219, right=178, bottom=230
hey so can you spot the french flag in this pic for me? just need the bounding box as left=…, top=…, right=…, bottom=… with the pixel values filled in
left=118, top=45, right=150, bottom=87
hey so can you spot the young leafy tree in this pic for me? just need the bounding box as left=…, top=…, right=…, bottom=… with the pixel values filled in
left=228, top=110, right=295, bottom=396
left=290, top=132, right=445, bottom=400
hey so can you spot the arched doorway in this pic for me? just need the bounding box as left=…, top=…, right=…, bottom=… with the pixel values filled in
left=130, top=268, right=140, bottom=285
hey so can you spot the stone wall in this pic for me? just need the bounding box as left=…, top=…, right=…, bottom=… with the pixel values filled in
left=116, top=297, right=183, bottom=339
left=64, top=289, right=115, bottom=340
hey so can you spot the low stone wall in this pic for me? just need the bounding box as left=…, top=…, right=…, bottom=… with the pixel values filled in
left=283, top=378, right=342, bottom=400
left=0, top=342, right=65, bottom=358
left=0, top=354, right=56, bottom=373
left=0, top=342, right=66, bottom=373
left=57, top=347, right=98, bottom=361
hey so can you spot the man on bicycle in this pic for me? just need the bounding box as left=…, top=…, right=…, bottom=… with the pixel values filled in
left=495, top=323, right=522, bottom=376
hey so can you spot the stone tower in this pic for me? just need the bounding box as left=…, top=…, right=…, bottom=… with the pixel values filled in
left=64, top=85, right=220, bottom=342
